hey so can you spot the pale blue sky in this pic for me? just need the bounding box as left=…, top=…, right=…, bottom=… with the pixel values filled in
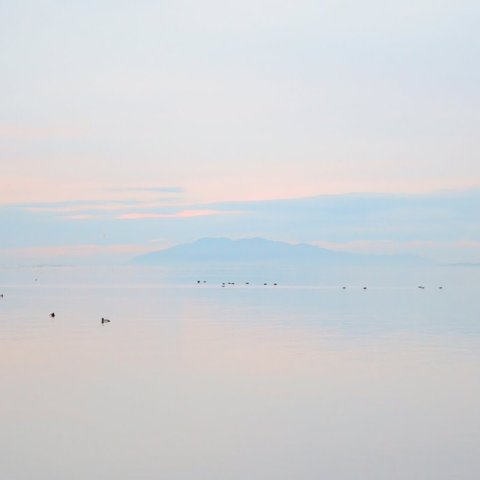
left=1, top=0, right=479, bottom=262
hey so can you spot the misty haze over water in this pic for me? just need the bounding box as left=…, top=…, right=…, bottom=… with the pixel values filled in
left=1, top=264, right=479, bottom=479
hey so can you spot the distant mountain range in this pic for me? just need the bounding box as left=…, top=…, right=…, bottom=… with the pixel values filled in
left=133, top=237, right=427, bottom=266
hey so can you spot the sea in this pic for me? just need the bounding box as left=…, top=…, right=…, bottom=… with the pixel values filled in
left=0, top=264, right=479, bottom=479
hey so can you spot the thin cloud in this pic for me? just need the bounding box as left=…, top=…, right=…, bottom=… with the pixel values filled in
left=116, top=209, right=241, bottom=220
left=26, top=200, right=175, bottom=214
left=62, top=214, right=99, bottom=220
left=0, top=243, right=149, bottom=259
left=112, top=186, right=184, bottom=194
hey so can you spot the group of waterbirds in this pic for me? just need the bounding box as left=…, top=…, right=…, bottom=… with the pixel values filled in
left=1, top=289, right=111, bottom=325
left=1, top=277, right=445, bottom=327
left=197, top=280, right=278, bottom=287
left=47, top=311, right=110, bottom=324
left=338, top=284, right=444, bottom=290
left=195, top=282, right=444, bottom=290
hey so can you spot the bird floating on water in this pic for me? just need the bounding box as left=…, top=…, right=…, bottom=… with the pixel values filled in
left=101, top=317, right=110, bottom=324
left=49, top=312, right=55, bottom=318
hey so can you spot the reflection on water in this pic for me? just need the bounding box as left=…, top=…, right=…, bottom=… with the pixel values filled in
left=0, top=266, right=480, bottom=479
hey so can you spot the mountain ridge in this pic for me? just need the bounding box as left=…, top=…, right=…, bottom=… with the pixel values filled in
left=132, top=237, right=427, bottom=266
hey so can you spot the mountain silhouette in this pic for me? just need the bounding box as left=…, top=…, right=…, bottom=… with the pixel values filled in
left=133, top=237, right=426, bottom=266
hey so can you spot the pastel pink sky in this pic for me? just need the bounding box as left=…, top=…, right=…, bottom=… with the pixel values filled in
left=1, top=0, right=479, bottom=207
left=2, top=170, right=480, bottom=208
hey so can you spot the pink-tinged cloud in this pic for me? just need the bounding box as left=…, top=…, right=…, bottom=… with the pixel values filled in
left=62, top=214, right=99, bottom=220
left=0, top=175, right=184, bottom=206
left=116, top=209, right=240, bottom=220
left=28, top=202, right=172, bottom=214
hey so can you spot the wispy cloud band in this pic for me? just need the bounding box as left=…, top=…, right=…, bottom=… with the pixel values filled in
left=116, top=209, right=242, bottom=220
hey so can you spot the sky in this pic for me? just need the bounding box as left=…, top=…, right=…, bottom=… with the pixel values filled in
left=1, top=0, right=479, bottom=264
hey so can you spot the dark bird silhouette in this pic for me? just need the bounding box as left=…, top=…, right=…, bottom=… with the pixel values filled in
left=438, top=286, right=443, bottom=289
left=273, top=283, right=278, bottom=286
left=342, top=286, right=346, bottom=290
left=0, top=293, right=3, bottom=298
left=101, top=317, right=111, bottom=324
left=363, top=287, right=367, bottom=290
left=50, top=312, right=55, bottom=318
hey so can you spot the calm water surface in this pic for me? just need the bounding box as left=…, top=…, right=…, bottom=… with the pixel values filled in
left=0, top=265, right=479, bottom=479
